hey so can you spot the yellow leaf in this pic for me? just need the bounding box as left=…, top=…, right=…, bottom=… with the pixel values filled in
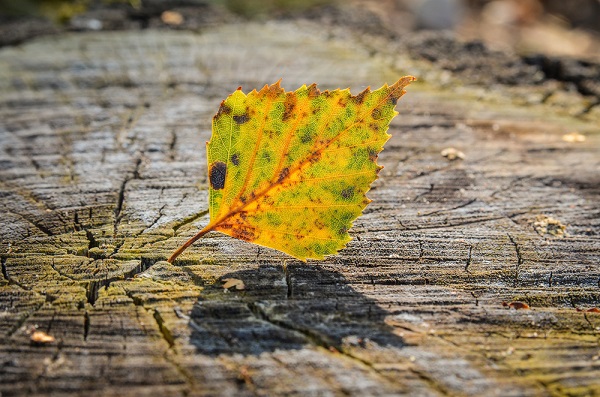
left=169, top=76, right=416, bottom=262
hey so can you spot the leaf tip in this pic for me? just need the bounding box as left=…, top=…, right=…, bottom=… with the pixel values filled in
left=307, top=83, right=320, bottom=98
left=392, top=76, right=417, bottom=88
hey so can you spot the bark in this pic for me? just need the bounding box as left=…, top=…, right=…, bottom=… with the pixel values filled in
left=0, top=22, right=599, bottom=397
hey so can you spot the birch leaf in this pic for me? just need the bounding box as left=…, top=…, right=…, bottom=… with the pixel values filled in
left=169, top=76, right=416, bottom=262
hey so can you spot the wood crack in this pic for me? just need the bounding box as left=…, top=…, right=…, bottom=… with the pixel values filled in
left=49, top=258, right=77, bottom=281
left=143, top=204, right=167, bottom=233
left=1, top=256, right=31, bottom=290
left=83, top=310, right=90, bottom=341
left=507, top=234, right=523, bottom=288
left=6, top=303, right=44, bottom=337
left=382, top=215, right=508, bottom=232
left=85, top=260, right=158, bottom=306
left=150, top=307, right=195, bottom=392
left=408, top=367, right=452, bottom=396
left=465, top=244, right=473, bottom=273
left=246, top=301, right=403, bottom=389
left=421, top=199, right=477, bottom=217
left=7, top=210, right=53, bottom=236
left=168, top=129, right=177, bottom=161
left=1, top=256, right=8, bottom=282
left=153, top=309, right=175, bottom=348
left=413, top=183, right=434, bottom=202
left=281, top=261, right=293, bottom=299
left=113, top=156, right=142, bottom=237
left=172, top=209, right=210, bottom=236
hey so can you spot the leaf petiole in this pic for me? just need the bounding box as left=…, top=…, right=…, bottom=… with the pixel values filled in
left=167, top=223, right=214, bottom=263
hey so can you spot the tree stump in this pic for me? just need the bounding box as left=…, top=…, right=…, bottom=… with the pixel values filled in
left=1, top=21, right=599, bottom=396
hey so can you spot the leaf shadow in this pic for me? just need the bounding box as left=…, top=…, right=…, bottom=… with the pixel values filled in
left=188, top=263, right=406, bottom=356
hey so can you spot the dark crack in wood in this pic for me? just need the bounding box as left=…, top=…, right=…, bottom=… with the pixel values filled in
left=113, top=157, right=142, bottom=237
left=421, top=199, right=477, bottom=217
left=507, top=234, right=523, bottom=288
left=172, top=209, right=210, bottom=236
left=465, top=244, right=473, bottom=273
left=83, top=310, right=90, bottom=341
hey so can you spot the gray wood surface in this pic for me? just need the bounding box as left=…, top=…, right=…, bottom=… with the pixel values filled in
left=1, top=22, right=599, bottom=396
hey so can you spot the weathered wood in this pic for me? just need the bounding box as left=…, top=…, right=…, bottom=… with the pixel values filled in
left=0, top=21, right=599, bottom=396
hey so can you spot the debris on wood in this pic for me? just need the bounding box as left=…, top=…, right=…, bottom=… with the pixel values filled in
left=502, top=301, right=530, bottom=310
left=562, top=132, right=586, bottom=142
left=222, top=278, right=245, bottom=291
left=440, top=147, right=465, bottom=161
left=576, top=307, right=600, bottom=313
left=532, top=214, right=567, bottom=237
left=238, top=365, right=254, bottom=386
left=161, top=11, right=184, bottom=25
left=30, top=331, right=56, bottom=345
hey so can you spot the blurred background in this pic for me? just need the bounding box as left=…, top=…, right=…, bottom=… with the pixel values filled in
left=1, top=0, right=599, bottom=60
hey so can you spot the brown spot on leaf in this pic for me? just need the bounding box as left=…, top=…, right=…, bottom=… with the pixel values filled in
left=369, top=123, right=379, bottom=132
left=233, top=228, right=256, bottom=242
left=308, top=153, right=321, bottom=164
left=283, top=94, right=297, bottom=122
left=233, top=113, right=250, bottom=125
left=368, top=147, right=378, bottom=161
left=307, top=84, right=320, bottom=99
left=231, top=153, right=240, bottom=166
left=337, top=97, right=348, bottom=107
left=209, top=161, right=227, bottom=190
left=352, top=88, right=370, bottom=104
left=340, top=187, right=354, bottom=200
left=266, top=81, right=284, bottom=98
left=388, top=96, right=399, bottom=106
left=372, top=108, right=381, bottom=119
left=215, top=101, right=232, bottom=119
left=278, top=167, right=290, bottom=182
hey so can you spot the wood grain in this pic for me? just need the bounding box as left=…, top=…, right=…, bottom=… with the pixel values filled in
left=1, top=22, right=599, bottom=396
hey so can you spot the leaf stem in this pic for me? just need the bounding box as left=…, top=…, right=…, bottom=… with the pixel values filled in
left=167, top=224, right=213, bottom=263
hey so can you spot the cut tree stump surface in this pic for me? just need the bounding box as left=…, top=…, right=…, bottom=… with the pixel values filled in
left=0, top=22, right=599, bottom=397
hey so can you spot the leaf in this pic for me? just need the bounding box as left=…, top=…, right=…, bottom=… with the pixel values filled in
left=168, top=76, right=416, bottom=263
